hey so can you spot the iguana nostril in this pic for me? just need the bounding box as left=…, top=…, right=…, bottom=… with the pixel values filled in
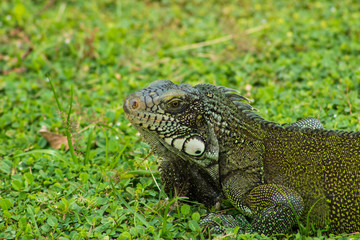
left=130, top=99, right=139, bottom=109
left=123, top=96, right=142, bottom=114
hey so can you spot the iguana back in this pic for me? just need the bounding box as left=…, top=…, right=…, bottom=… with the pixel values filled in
left=263, top=124, right=360, bottom=232
left=123, top=80, right=360, bottom=235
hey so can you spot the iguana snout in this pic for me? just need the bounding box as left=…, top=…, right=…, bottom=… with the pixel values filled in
left=123, top=93, right=143, bottom=114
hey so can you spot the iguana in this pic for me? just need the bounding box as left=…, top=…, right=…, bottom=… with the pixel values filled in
left=123, top=80, right=360, bottom=235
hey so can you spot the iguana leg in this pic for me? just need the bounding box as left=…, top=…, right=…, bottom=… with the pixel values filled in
left=224, top=183, right=304, bottom=235
left=200, top=212, right=251, bottom=235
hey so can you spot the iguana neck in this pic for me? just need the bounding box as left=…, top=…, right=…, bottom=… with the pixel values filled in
left=196, top=84, right=266, bottom=190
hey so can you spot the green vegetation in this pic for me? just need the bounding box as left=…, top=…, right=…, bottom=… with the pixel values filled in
left=1, top=0, right=360, bottom=239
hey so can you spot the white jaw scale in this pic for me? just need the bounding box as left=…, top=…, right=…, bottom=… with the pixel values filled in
left=183, top=136, right=205, bottom=156
left=164, top=135, right=205, bottom=157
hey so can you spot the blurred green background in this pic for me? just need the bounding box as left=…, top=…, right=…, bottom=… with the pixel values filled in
left=1, top=0, right=360, bottom=239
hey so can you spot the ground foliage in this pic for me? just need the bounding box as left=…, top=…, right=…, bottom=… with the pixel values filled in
left=1, top=0, right=360, bottom=239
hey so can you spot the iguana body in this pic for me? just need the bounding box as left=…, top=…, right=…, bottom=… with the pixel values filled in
left=123, top=80, right=360, bottom=235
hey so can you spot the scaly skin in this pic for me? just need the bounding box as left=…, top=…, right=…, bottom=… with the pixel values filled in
left=123, top=80, right=360, bottom=235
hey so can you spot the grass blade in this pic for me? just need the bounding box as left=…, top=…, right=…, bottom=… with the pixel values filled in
left=109, top=180, right=151, bottom=228
left=15, top=149, right=68, bottom=165
left=84, top=126, right=95, bottom=164
left=48, top=78, right=78, bottom=164
left=65, top=85, right=78, bottom=164
left=102, top=127, right=109, bottom=166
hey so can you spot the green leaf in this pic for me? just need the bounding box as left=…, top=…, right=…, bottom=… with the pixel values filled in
left=0, top=198, right=13, bottom=210
left=191, top=212, right=200, bottom=221
left=119, top=232, right=132, bottom=240
left=13, top=3, right=29, bottom=22
left=19, top=216, right=28, bottom=229
left=47, top=215, right=59, bottom=227
left=11, top=179, right=23, bottom=191
left=180, top=204, right=191, bottom=216
left=188, top=220, right=200, bottom=232
left=80, top=172, right=89, bottom=183
left=0, top=159, right=12, bottom=174
left=27, top=205, right=35, bottom=215
left=3, top=210, right=11, bottom=219
left=24, top=172, right=34, bottom=185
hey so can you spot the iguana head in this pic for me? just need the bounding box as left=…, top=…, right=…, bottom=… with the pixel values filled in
left=123, top=80, right=219, bottom=169
left=123, top=80, right=255, bottom=181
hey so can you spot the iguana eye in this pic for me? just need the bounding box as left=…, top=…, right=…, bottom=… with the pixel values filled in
left=168, top=99, right=181, bottom=109
left=165, top=99, right=187, bottom=113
